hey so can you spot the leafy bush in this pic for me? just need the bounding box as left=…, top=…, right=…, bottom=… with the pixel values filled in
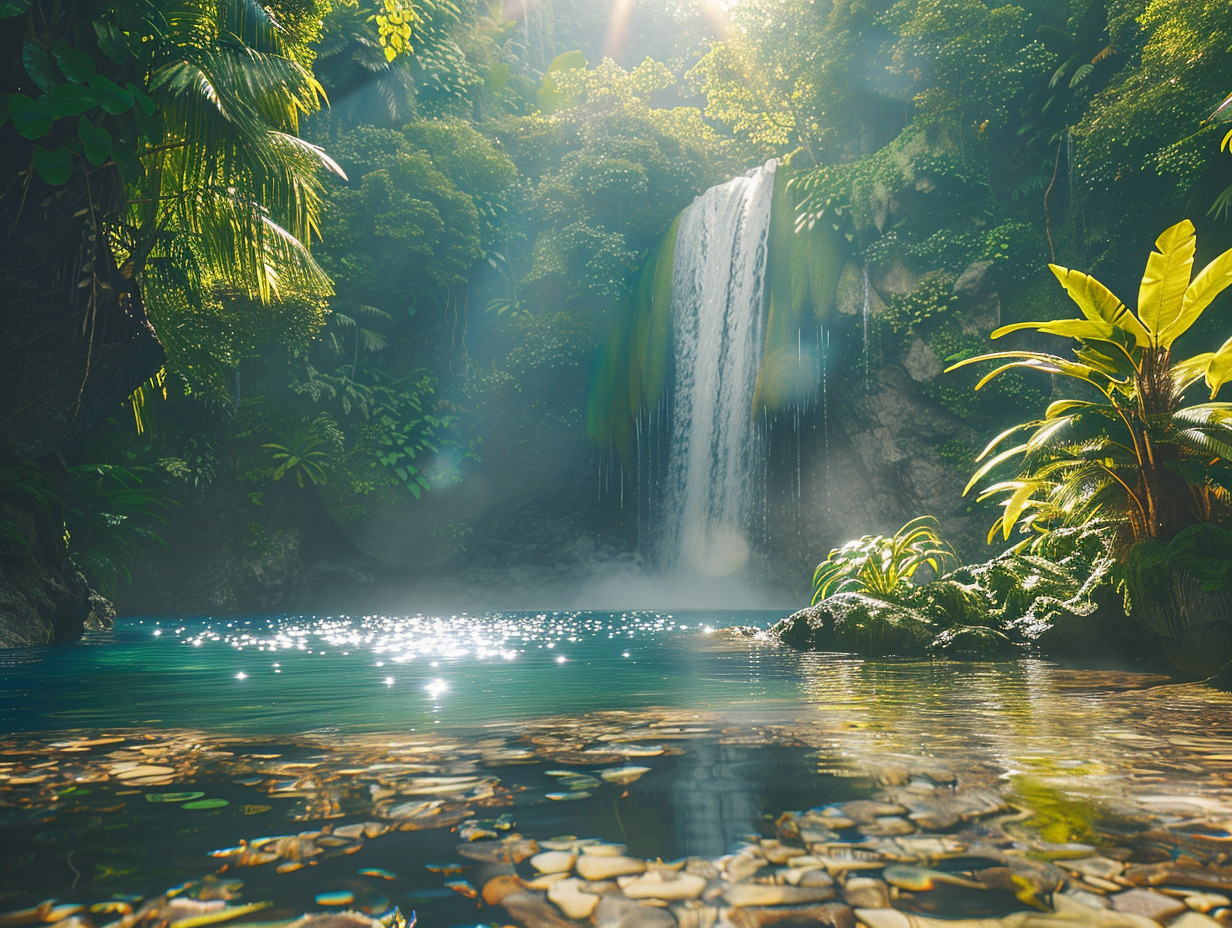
left=812, top=516, right=958, bottom=605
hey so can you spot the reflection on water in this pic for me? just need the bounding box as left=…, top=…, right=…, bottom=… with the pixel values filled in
left=5, top=611, right=1232, bottom=927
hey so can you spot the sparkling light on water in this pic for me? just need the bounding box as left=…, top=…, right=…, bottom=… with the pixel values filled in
left=169, top=611, right=683, bottom=663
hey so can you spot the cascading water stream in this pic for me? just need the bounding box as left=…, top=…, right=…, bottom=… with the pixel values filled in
left=655, top=160, right=777, bottom=579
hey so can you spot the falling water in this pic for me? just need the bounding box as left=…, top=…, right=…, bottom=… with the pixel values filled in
left=861, top=266, right=872, bottom=389
left=655, top=160, right=777, bottom=579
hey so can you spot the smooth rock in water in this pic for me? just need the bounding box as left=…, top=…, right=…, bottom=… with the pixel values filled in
left=500, top=890, right=578, bottom=928
left=837, top=801, right=909, bottom=825
left=907, top=810, right=959, bottom=831
left=853, top=910, right=997, bottom=928
left=287, top=914, right=384, bottom=928
left=1170, top=913, right=1224, bottom=928
left=581, top=842, right=628, bottom=857
left=762, top=841, right=807, bottom=864
left=547, top=877, right=601, bottom=919
left=1109, top=888, right=1187, bottom=922
left=1184, top=892, right=1230, bottom=913
left=526, top=872, right=571, bottom=891
left=593, top=894, right=676, bottom=928
left=723, top=853, right=767, bottom=883
left=858, top=817, right=916, bottom=838
left=727, top=902, right=855, bottom=928
left=1055, top=889, right=1109, bottom=911
left=883, top=865, right=983, bottom=891
left=796, top=869, right=837, bottom=888
left=843, top=877, right=890, bottom=909
left=619, top=871, right=707, bottom=901
left=723, top=883, right=836, bottom=907
left=531, top=850, right=577, bottom=874
left=577, top=855, right=647, bottom=881
left=1065, top=857, right=1124, bottom=881
left=871, top=764, right=911, bottom=787
left=481, top=875, right=526, bottom=905
left=600, top=766, right=651, bottom=784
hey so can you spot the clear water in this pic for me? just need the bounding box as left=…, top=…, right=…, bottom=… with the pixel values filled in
left=0, top=611, right=788, bottom=734
left=5, top=611, right=1232, bottom=928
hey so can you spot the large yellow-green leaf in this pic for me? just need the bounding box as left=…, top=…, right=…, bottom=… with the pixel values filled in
left=1001, top=481, right=1040, bottom=539
left=1048, top=264, right=1148, bottom=345
left=993, top=317, right=1124, bottom=351
left=1137, top=219, right=1195, bottom=345
left=1205, top=333, right=1232, bottom=399
left=1159, top=245, right=1232, bottom=347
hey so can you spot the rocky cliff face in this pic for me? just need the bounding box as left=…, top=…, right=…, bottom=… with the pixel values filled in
left=763, top=254, right=1007, bottom=598
left=0, top=456, right=113, bottom=647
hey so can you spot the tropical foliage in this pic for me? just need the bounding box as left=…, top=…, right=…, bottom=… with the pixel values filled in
left=950, top=220, right=1232, bottom=552
left=812, top=517, right=958, bottom=605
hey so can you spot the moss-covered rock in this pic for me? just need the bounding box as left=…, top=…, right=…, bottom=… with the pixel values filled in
left=773, top=592, right=934, bottom=656
left=911, top=577, right=992, bottom=627
left=929, top=624, right=1019, bottom=660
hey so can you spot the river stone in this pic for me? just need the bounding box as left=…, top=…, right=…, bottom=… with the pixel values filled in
left=1170, top=913, right=1224, bottom=928
left=837, top=801, right=910, bottom=824
left=1184, top=891, right=1230, bottom=912
left=593, top=894, right=676, bottom=928
left=1065, top=857, right=1124, bottom=880
left=499, top=890, right=577, bottom=928
left=858, top=816, right=916, bottom=837
left=727, top=902, right=855, bottom=928
left=723, top=883, right=836, bottom=906
left=619, top=870, right=707, bottom=900
left=577, top=855, right=646, bottom=880
left=843, top=877, right=890, bottom=908
left=547, top=877, right=600, bottom=919
left=1109, top=888, right=1188, bottom=921
left=581, top=842, right=628, bottom=857
left=531, top=850, right=577, bottom=874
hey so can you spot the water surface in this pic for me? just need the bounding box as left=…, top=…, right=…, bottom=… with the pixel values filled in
left=3, top=611, right=1231, bottom=928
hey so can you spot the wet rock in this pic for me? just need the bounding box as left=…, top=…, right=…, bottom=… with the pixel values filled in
left=1057, top=889, right=1111, bottom=910
left=1065, top=857, right=1124, bottom=881
left=773, top=595, right=934, bottom=657
left=576, top=855, right=646, bottom=881
left=929, top=625, right=1019, bottom=660
left=593, top=894, right=676, bottom=928
left=843, top=877, right=891, bottom=909
left=499, top=890, right=578, bottom=928
left=727, top=902, right=855, bottom=928
left=712, top=626, right=769, bottom=640
left=858, top=817, right=916, bottom=837
left=1170, top=913, right=1225, bottom=928
left=837, top=801, right=910, bottom=824
left=723, top=883, right=836, bottom=906
left=1184, top=892, right=1230, bottom=913
left=531, top=850, right=577, bottom=874
left=619, top=870, right=707, bottom=901
left=1109, top=888, right=1187, bottom=922
left=286, top=914, right=385, bottom=928
left=547, top=877, right=600, bottom=919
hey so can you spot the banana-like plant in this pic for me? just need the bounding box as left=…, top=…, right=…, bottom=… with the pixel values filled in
left=949, top=219, right=1232, bottom=550
left=812, top=516, right=958, bottom=605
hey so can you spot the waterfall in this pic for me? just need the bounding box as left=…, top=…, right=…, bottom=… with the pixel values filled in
left=655, top=160, right=777, bottom=578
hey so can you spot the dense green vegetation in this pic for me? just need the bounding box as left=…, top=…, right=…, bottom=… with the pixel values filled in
left=3, top=0, right=1232, bottom=630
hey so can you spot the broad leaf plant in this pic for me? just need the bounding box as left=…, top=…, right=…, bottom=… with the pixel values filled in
left=949, top=220, right=1232, bottom=552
